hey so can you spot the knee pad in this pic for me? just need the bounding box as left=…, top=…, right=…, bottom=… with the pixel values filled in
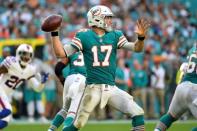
left=0, top=109, right=11, bottom=119
left=0, top=120, right=8, bottom=129
left=136, top=107, right=144, bottom=116
left=131, top=102, right=144, bottom=116
left=74, top=112, right=89, bottom=129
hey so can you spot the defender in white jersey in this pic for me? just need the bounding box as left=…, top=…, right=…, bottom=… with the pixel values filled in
left=0, top=44, right=48, bottom=129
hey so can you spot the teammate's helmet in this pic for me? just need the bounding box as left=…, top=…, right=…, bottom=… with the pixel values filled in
left=16, top=44, right=34, bottom=66
left=188, top=42, right=197, bottom=56
left=87, top=5, right=114, bottom=32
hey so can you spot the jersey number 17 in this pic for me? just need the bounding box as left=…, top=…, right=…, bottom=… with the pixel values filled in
left=92, top=45, right=112, bottom=67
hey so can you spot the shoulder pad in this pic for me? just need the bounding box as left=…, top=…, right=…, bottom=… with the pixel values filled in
left=2, top=56, right=17, bottom=68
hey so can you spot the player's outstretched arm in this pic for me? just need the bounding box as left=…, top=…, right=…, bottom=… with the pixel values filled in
left=133, top=18, right=150, bottom=52
left=51, top=31, right=78, bottom=58
left=50, top=32, right=67, bottom=58
left=55, top=58, right=69, bottom=85
left=28, top=73, right=49, bottom=92
left=41, top=14, right=67, bottom=58
left=41, top=14, right=77, bottom=58
left=121, top=18, right=150, bottom=52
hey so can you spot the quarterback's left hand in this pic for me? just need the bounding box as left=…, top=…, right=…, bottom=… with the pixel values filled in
left=135, top=18, right=151, bottom=37
left=41, top=72, right=49, bottom=84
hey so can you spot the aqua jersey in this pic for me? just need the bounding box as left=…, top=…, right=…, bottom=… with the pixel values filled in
left=62, top=66, right=70, bottom=78
left=182, top=53, right=197, bottom=84
left=62, top=52, right=86, bottom=78
left=68, top=52, right=86, bottom=76
left=70, top=29, right=128, bottom=85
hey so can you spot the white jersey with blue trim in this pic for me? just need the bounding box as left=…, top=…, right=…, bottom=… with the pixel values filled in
left=0, top=56, right=37, bottom=96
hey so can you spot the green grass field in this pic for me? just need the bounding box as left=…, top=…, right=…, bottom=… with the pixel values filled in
left=3, top=120, right=196, bottom=131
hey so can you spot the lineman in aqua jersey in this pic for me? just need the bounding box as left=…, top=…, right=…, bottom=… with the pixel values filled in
left=154, top=43, right=197, bottom=131
left=48, top=51, right=86, bottom=131
left=47, top=5, right=150, bottom=131
left=176, top=46, right=197, bottom=84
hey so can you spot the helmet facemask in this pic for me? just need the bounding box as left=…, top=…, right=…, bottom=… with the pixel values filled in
left=16, top=44, right=34, bottom=67
left=18, top=51, right=33, bottom=66
left=103, top=16, right=113, bottom=32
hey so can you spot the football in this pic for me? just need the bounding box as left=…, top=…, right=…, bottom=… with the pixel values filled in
left=41, top=14, right=62, bottom=32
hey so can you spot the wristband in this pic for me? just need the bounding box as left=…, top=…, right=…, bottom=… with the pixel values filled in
left=138, top=36, right=145, bottom=41
left=51, top=31, right=59, bottom=37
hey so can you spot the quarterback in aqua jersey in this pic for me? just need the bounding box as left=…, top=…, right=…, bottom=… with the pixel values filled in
left=154, top=43, right=197, bottom=131
left=46, top=5, right=150, bottom=131
left=48, top=52, right=86, bottom=131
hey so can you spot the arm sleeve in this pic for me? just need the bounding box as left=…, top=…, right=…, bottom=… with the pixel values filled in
left=55, top=61, right=66, bottom=85
left=55, top=61, right=66, bottom=77
left=115, top=30, right=137, bottom=51
left=121, top=42, right=135, bottom=51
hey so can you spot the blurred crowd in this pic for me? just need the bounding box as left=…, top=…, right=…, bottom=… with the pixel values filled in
left=0, top=0, right=197, bottom=122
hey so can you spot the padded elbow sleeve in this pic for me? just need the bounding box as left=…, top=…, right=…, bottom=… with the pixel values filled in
left=55, top=62, right=66, bottom=85
left=55, top=62, right=66, bottom=77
